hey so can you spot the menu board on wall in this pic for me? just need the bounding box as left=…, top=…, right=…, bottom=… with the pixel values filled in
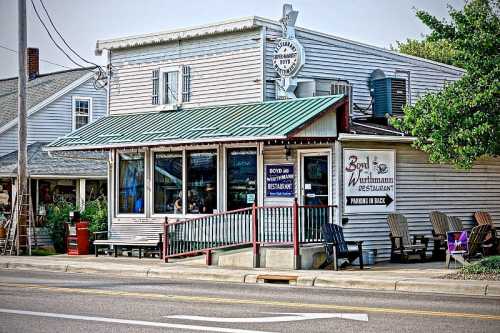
left=265, top=164, right=294, bottom=197
left=343, top=149, right=395, bottom=214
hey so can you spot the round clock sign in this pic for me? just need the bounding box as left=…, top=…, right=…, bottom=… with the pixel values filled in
left=272, top=39, right=304, bottom=78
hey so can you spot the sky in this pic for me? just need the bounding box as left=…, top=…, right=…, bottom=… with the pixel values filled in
left=0, top=0, right=465, bottom=78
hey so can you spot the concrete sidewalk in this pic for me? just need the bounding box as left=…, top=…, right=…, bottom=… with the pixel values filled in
left=1, top=255, right=498, bottom=297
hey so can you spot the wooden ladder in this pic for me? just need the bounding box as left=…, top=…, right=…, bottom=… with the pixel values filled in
left=2, top=193, right=36, bottom=256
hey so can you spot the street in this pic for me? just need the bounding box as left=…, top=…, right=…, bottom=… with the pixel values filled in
left=0, top=269, right=498, bottom=332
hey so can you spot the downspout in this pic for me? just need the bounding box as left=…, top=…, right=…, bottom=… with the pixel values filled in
left=106, top=50, right=112, bottom=116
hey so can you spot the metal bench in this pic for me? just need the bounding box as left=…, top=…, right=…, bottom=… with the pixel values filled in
left=93, top=222, right=163, bottom=259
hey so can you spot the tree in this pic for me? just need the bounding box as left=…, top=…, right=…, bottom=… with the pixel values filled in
left=391, top=38, right=457, bottom=66
left=392, top=0, right=500, bottom=169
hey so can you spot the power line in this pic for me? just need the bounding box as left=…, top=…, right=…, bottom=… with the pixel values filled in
left=0, top=44, right=72, bottom=69
left=38, top=0, right=101, bottom=69
left=30, top=0, right=106, bottom=89
left=30, top=0, right=86, bottom=68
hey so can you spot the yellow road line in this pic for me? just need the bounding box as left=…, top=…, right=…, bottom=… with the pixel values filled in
left=0, top=282, right=499, bottom=321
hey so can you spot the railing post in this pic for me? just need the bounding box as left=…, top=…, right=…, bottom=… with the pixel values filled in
left=252, top=203, right=260, bottom=268
left=292, top=198, right=301, bottom=270
left=163, top=217, right=169, bottom=263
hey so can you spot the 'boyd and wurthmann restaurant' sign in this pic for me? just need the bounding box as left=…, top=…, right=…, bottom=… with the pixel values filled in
left=266, top=164, right=294, bottom=197
left=343, top=149, right=396, bottom=214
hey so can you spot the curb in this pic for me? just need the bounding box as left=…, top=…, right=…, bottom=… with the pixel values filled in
left=1, top=260, right=499, bottom=297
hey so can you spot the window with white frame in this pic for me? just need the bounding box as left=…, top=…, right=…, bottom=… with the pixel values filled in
left=72, top=96, right=92, bottom=130
left=118, top=152, right=145, bottom=214
left=152, top=65, right=190, bottom=106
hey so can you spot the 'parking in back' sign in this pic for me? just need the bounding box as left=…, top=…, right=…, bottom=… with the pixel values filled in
left=343, top=149, right=396, bottom=214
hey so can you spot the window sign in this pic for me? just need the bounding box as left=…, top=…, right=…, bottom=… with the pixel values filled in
left=265, top=164, right=294, bottom=197
left=343, top=149, right=395, bottom=214
left=154, top=152, right=183, bottom=214
left=187, top=151, right=217, bottom=214
left=227, top=149, right=257, bottom=210
left=118, top=152, right=145, bottom=214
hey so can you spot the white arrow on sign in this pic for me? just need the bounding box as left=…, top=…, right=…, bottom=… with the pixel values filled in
left=165, top=312, right=368, bottom=323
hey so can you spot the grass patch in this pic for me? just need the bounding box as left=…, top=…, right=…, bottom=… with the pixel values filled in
left=462, top=256, right=500, bottom=274
left=30, top=248, right=56, bottom=256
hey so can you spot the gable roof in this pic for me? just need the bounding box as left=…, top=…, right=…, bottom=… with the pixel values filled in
left=0, top=68, right=96, bottom=131
left=0, top=142, right=106, bottom=177
left=95, top=16, right=464, bottom=75
left=46, top=95, right=346, bottom=152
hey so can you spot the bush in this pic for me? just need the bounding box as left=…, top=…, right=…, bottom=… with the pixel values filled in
left=46, top=200, right=75, bottom=253
left=462, top=256, right=500, bottom=274
left=81, top=198, right=108, bottom=240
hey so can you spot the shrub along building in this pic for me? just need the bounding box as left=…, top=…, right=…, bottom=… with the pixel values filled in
left=46, top=5, right=500, bottom=265
left=0, top=49, right=107, bottom=246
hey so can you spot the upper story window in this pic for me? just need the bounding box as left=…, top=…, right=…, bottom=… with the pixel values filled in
left=152, top=65, right=191, bottom=107
left=72, top=96, right=92, bottom=130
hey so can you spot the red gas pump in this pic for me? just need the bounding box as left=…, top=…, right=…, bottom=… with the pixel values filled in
left=67, top=211, right=89, bottom=255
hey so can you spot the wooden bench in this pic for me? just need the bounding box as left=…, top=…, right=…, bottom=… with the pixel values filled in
left=94, top=222, right=163, bottom=259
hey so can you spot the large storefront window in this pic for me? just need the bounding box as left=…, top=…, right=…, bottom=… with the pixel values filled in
left=187, top=151, right=217, bottom=214
left=227, top=149, right=257, bottom=210
left=154, top=152, right=183, bottom=214
left=118, top=152, right=145, bottom=214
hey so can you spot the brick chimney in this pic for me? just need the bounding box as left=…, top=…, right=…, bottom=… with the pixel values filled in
left=27, top=47, right=39, bottom=79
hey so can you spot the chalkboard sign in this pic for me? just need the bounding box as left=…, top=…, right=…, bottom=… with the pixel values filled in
left=265, top=164, right=294, bottom=197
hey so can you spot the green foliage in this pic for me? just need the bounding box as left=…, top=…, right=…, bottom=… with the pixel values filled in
left=81, top=198, right=108, bottom=237
left=392, top=0, right=500, bottom=169
left=462, top=256, right=500, bottom=274
left=392, top=38, right=457, bottom=66
left=31, top=248, right=56, bottom=256
left=46, top=200, right=74, bottom=253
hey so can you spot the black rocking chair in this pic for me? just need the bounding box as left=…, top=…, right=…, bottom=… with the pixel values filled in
left=320, top=223, right=363, bottom=270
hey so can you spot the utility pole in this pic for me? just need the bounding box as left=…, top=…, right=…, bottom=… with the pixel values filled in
left=17, top=0, right=28, bottom=253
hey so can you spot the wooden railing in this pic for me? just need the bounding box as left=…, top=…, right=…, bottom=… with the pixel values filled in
left=164, top=199, right=336, bottom=269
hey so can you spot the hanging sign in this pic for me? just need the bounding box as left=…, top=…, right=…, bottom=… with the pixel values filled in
left=343, top=149, right=396, bottom=214
left=266, top=164, right=294, bottom=197
left=272, top=39, right=304, bottom=78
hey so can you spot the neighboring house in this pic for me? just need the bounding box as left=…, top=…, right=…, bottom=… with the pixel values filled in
left=0, top=48, right=107, bottom=232
left=46, top=8, right=499, bottom=264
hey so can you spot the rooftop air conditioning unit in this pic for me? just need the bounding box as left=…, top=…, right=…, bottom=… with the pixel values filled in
left=371, top=77, right=407, bottom=118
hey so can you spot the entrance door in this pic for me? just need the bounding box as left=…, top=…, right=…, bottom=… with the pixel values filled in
left=300, top=153, right=331, bottom=241
left=301, top=154, right=329, bottom=206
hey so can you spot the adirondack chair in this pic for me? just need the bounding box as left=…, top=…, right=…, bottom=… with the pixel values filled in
left=474, top=211, right=498, bottom=254
left=387, top=213, right=428, bottom=263
left=448, top=216, right=464, bottom=232
left=320, top=223, right=363, bottom=271
left=430, top=211, right=449, bottom=260
left=446, top=224, right=492, bottom=268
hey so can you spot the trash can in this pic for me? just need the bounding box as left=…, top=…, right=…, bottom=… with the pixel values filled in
left=353, top=249, right=377, bottom=266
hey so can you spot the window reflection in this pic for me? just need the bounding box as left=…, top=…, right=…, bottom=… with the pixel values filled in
left=118, top=153, right=144, bottom=214
left=154, top=152, right=183, bottom=214
left=227, top=149, right=257, bottom=210
left=187, top=151, right=217, bottom=214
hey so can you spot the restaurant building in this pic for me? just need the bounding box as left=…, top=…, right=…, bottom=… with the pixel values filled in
left=46, top=6, right=500, bottom=263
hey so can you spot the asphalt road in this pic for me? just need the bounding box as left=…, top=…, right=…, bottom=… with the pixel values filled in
left=0, top=269, right=499, bottom=333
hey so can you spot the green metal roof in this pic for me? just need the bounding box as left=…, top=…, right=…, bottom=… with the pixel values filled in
left=46, top=95, right=345, bottom=151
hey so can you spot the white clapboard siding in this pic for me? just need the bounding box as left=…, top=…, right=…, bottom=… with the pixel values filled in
left=341, top=142, right=500, bottom=262
left=109, top=30, right=263, bottom=114
left=264, top=27, right=463, bottom=108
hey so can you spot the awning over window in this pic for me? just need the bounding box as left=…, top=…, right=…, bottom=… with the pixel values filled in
left=46, top=95, right=346, bottom=151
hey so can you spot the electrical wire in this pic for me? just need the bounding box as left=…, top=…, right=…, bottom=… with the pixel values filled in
left=30, top=0, right=107, bottom=89
left=0, top=44, right=72, bottom=69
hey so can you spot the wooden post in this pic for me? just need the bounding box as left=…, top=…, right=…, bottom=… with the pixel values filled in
left=16, top=0, right=28, bottom=253
left=163, top=217, right=169, bottom=263
left=292, top=198, right=301, bottom=270
left=252, top=203, right=260, bottom=268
